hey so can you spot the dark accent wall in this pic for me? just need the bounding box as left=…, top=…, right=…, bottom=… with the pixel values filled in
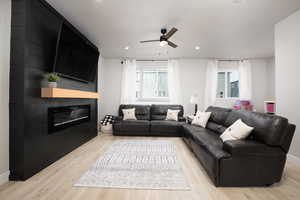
left=10, top=0, right=99, bottom=180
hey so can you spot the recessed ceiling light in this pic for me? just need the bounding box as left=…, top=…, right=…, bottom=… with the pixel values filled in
left=195, top=46, right=200, bottom=50
left=124, top=46, right=130, bottom=50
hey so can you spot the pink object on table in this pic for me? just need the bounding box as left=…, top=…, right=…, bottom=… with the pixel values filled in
left=266, top=103, right=275, bottom=113
left=233, top=100, right=253, bottom=111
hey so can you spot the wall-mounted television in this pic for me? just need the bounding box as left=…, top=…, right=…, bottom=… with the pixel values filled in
left=53, top=23, right=99, bottom=83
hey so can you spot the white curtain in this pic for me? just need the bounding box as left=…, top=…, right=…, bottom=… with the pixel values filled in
left=239, top=60, right=252, bottom=100
left=120, top=60, right=137, bottom=104
left=204, top=60, right=218, bottom=109
left=168, top=60, right=182, bottom=104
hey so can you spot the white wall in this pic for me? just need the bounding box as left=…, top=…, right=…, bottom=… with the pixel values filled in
left=97, top=55, right=104, bottom=124
left=98, top=59, right=123, bottom=120
left=275, top=9, right=300, bottom=158
left=177, top=59, right=208, bottom=114
left=267, top=58, right=276, bottom=99
left=251, top=58, right=275, bottom=112
left=0, top=0, right=11, bottom=183
left=99, top=58, right=274, bottom=118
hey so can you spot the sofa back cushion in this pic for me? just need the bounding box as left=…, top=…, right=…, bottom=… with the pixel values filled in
left=224, top=110, right=289, bottom=147
left=119, top=105, right=151, bottom=120
left=151, top=105, right=184, bottom=121
left=206, top=106, right=232, bottom=126
left=206, top=122, right=227, bottom=135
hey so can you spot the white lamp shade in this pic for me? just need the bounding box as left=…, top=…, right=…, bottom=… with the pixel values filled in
left=190, top=95, right=199, bottom=104
left=160, top=40, right=168, bottom=47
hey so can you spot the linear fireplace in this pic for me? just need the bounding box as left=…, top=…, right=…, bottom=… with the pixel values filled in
left=48, top=105, right=91, bottom=134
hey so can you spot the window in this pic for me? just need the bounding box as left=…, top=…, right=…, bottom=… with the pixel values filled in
left=217, top=71, right=239, bottom=98
left=136, top=64, right=169, bottom=102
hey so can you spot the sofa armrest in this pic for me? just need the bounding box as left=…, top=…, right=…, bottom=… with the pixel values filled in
left=223, top=140, right=285, bottom=157
left=113, top=116, right=123, bottom=123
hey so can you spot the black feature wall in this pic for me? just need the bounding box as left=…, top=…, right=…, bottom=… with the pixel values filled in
left=10, top=0, right=99, bottom=180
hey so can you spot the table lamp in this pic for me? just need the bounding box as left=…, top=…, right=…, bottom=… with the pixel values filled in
left=190, top=95, right=199, bottom=115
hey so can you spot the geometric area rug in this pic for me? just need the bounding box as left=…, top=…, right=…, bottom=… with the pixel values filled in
left=74, top=139, right=190, bottom=190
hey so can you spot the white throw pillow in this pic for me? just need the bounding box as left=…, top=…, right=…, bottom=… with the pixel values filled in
left=166, top=109, right=180, bottom=121
left=122, top=108, right=137, bottom=120
left=192, top=111, right=211, bottom=128
left=220, top=119, right=254, bottom=142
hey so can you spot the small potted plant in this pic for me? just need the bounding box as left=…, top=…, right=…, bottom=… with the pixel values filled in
left=45, top=73, right=60, bottom=88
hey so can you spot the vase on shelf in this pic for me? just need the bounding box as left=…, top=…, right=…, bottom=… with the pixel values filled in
left=48, top=81, right=57, bottom=88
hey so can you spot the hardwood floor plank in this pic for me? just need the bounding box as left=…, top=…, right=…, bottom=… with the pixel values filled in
left=1, top=133, right=300, bottom=200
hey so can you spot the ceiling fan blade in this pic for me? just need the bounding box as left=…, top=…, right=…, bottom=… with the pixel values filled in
left=168, top=41, right=178, bottom=48
left=140, top=40, right=160, bottom=43
left=164, top=27, right=178, bottom=39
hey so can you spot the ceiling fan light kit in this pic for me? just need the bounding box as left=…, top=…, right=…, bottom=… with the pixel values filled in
left=160, top=40, right=168, bottom=47
left=140, top=27, right=178, bottom=48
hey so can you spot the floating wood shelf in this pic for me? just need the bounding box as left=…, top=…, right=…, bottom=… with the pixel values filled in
left=41, top=88, right=99, bottom=99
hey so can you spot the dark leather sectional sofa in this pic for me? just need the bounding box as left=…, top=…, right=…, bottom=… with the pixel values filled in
left=113, top=104, right=296, bottom=187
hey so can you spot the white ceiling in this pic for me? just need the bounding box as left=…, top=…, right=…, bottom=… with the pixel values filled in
left=46, top=0, right=300, bottom=59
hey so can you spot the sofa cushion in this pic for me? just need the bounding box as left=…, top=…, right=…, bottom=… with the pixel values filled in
left=220, top=119, right=254, bottom=142
left=150, top=120, right=184, bottom=133
left=151, top=105, right=184, bottom=121
left=166, top=109, right=181, bottom=121
left=119, top=105, right=151, bottom=120
left=183, top=124, right=230, bottom=184
left=113, top=120, right=150, bottom=132
left=206, top=122, right=227, bottom=135
left=206, top=106, right=232, bottom=126
left=223, top=140, right=285, bottom=157
left=182, top=124, right=230, bottom=160
left=192, top=111, right=212, bottom=128
left=224, top=110, right=289, bottom=147
left=122, top=108, right=137, bottom=120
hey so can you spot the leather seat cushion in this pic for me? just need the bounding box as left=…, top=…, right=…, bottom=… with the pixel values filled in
left=113, top=120, right=150, bottom=132
left=150, top=120, right=184, bottom=133
left=183, top=124, right=230, bottom=160
left=223, top=140, right=285, bottom=157
left=183, top=124, right=230, bottom=183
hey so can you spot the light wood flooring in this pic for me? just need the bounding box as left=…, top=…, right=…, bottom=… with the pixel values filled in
left=1, top=133, right=300, bottom=200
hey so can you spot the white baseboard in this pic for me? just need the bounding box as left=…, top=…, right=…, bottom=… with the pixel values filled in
left=0, top=171, right=9, bottom=185
left=287, top=154, right=300, bottom=167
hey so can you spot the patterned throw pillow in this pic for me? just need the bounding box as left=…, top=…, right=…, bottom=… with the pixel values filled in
left=122, top=108, right=137, bottom=120
left=192, top=111, right=211, bottom=128
left=165, top=109, right=180, bottom=121
left=220, top=119, right=254, bottom=142
left=100, top=115, right=116, bottom=126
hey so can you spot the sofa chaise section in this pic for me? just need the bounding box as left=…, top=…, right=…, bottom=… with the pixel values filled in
left=183, top=106, right=295, bottom=187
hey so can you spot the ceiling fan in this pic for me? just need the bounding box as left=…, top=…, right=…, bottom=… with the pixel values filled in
left=140, top=27, right=178, bottom=48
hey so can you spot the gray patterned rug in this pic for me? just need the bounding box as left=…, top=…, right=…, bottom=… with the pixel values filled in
left=74, top=139, right=190, bottom=190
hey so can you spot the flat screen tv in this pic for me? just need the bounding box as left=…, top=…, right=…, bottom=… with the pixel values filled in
left=53, top=23, right=99, bottom=82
